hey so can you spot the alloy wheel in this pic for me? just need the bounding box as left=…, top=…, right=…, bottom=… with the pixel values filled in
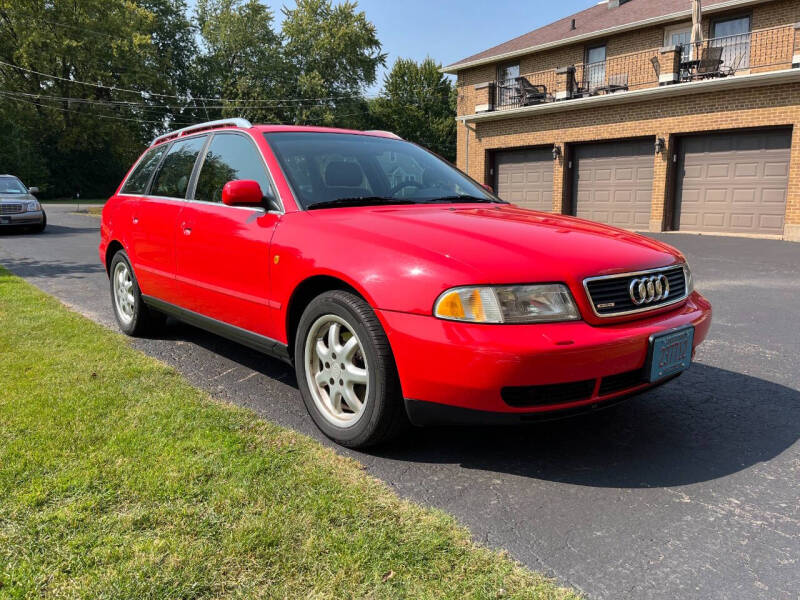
left=304, top=314, right=370, bottom=427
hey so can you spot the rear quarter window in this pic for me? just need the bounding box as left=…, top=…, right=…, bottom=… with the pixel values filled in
left=120, top=145, right=168, bottom=195
left=150, top=136, right=207, bottom=199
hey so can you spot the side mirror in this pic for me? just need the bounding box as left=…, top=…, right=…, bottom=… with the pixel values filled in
left=29, top=187, right=39, bottom=195
left=481, top=183, right=494, bottom=194
left=222, top=180, right=264, bottom=207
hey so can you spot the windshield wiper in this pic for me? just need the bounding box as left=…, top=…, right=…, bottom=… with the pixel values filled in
left=421, top=195, right=504, bottom=205
left=306, top=197, right=418, bottom=210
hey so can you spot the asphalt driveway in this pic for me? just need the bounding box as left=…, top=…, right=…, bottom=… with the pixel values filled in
left=1, top=204, right=798, bottom=600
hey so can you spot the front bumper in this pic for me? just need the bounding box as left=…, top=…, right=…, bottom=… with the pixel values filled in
left=0, top=209, right=44, bottom=226
left=377, top=291, right=712, bottom=423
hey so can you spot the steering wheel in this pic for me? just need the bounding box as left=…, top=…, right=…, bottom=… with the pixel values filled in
left=388, top=181, right=426, bottom=196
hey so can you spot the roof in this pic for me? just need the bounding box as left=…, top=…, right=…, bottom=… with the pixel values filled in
left=443, top=0, right=770, bottom=73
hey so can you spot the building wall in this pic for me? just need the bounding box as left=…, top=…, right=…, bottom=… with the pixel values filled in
left=453, top=0, right=800, bottom=240
left=458, top=81, right=800, bottom=238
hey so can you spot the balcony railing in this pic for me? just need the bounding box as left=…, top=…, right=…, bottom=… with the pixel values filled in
left=488, top=24, right=796, bottom=112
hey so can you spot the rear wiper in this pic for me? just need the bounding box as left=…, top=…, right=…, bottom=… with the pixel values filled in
left=306, top=197, right=418, bottom=210
left=422, top=195, right=503, bottom=204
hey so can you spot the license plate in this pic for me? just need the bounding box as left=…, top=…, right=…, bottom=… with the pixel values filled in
left=0, top=217, right=10, bottom=224
left=647, top=326, right=694, bottom=383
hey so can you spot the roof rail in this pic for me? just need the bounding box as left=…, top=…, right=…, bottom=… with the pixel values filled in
left=151, top=118, right=253, bottom=146
left=364, top=130, right=403, bottom=140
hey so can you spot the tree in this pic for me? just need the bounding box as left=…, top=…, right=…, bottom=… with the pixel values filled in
left=279, top=0, right=385, bottom=127
left=369, top=57, right=456, bottom=162
left=0, top=0, right=197, bottom=197
left=193, top=0, right=284, bottom=123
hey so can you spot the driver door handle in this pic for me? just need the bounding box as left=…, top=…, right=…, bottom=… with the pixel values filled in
left=181, top=222, right=192, bottom=236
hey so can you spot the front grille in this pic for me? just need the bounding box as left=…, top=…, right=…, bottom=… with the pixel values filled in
left=584, top=265, right=687, bottom=317
left=0, top=203, right=24, bottom=215
left=502, top=379, right=595, bottom=408
left=599, top=369, right=645, bottom=396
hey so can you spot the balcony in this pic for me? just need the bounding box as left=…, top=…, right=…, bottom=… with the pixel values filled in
left=484, top=24, right=796, bottom=113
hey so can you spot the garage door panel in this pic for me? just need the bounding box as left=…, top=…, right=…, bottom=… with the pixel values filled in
left=734, top=162, right=758, bottom=178
left=764, top=162, right=789, bottom=177
left=676, top=130, right=789, bottom=236
left=495, top=149, right=554, bottom=212
left=762, top=188, right=788, bottom=204
left=731, top=213, right=755, bottom=228
left=573, top=140, right=653, bottom=230
left=760, top=214, right=785, bottom=229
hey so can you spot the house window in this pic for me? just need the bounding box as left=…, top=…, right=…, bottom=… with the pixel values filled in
left=711, top=15, right=751, bottom=39
left=585, top=45, right=606, bottom=91
left=497, top=62, right=520, bottom=83
left=664, top=22, right=693, bottom=59
left=711, top=15, right=751, bottom=69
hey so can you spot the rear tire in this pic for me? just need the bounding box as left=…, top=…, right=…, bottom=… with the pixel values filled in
left=109, top=250, right=164, bottom=336
left=294, top=290, right=408, bottom=448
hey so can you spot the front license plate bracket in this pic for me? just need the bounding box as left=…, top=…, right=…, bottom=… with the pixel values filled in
left=646, top=325, right=694, bottom=383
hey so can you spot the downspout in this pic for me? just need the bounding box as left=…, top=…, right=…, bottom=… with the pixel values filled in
left=462, top=119, right=476, bottom=176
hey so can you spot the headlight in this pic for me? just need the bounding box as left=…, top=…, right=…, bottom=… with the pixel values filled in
left=683, top=264, right=694, bottom=294
left=26, top=200, right=41, bottom=212
left=434, top=284, right=580, bottom=324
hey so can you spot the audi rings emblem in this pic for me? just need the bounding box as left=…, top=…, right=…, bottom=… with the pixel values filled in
left=629, top=274, right=670, bottom=306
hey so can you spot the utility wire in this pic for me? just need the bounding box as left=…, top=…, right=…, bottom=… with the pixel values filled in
left=0, top=89, right=371, bottom=111
left=0, top=59, right=454, bottom=104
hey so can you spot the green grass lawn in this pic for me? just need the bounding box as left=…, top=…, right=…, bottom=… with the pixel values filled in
left=0, top=268, right=579, bottom=600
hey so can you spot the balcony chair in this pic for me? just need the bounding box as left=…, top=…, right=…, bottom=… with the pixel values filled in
left=650, top=56, right=660, bottom=80
left=694, top=46, right=724, bottom=80
left=513, top=77, right=549, bottom=106
left=720, top=52, right=746, bottom=77
left=605, top=73, right=629, bottom=93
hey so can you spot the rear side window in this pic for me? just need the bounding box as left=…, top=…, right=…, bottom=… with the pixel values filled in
left=150, top=136, right=207, bottom=199
left=120, top=145, right=167, bottom=195
left=194, top=133, right=271, bottom=203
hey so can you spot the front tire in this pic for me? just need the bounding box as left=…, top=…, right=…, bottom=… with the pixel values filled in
left=30, top=212, right=46, bottom=233
left=295, top=290, right=408, bottom=448
left=109, top=250, right=164, bottom=336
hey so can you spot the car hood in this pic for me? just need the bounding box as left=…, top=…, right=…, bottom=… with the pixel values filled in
left=0, top=194, right=33, bottom=202
left=310, top=203, right=684, bottom=284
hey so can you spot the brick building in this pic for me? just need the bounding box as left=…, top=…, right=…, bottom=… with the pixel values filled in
left=445, top=0, right=800, bottom=241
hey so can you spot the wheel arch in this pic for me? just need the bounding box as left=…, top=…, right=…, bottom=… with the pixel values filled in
left=285, top=274, right=372, bottom=357
left=105, top=240, right=125, bottom=274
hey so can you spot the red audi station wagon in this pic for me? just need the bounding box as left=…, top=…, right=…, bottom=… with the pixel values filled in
left=100, top=119, right=712, bottom=448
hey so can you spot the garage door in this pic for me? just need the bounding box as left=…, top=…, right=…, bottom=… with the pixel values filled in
left=494, top=149, right=553, bottom=212
left=675, top=129, right=790, bottom=236
left=573, top=140, right=654, bottom=229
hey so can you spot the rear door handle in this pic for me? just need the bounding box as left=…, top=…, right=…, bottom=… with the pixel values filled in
left=181, top=222, right=192, bottom=236
left=132, top=217, right=139, bottom=225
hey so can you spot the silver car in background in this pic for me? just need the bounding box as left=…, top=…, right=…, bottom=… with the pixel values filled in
left=0, top=175, right=46, bottom=232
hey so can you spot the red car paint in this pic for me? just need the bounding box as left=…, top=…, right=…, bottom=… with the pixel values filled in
left=100, top=124, right=711, bottom=418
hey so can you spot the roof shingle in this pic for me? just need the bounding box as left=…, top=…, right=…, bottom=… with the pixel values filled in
left=445, top=0, right=751, bottom=72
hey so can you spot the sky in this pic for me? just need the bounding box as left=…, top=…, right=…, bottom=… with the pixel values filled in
left=189, top=0, right=599, bottom=91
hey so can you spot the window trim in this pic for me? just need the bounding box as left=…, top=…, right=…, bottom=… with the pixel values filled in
left=188, top=130, right=283, bottom=214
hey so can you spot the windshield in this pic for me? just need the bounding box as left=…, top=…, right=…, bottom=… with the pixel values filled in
left=264, top=132, right=502, bottom=209
left=0, top=176, right=28, bottom=195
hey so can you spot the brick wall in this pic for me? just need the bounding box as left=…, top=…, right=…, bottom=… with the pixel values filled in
left=457, top=81, right=800, bottom=239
